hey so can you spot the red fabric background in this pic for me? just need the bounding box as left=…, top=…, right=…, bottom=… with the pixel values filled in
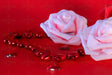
left=1, top=0, right=112, bottom=75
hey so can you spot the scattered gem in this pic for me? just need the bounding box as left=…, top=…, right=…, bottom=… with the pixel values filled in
left=8, top=41, right=12, bottom=45
left=66, top=51, right=79, bottom=60
left=66, top=54, right=72, bottom=60
left=53, top=56, right=61, bottom=62
left=31, top=48, right=37, bottom=51
left=46, top=64, right=60, bottom=71
left=56, top=54, right=66, bottom=60
left=71, top=53, right=79, bottom=60
left=34, top=50, right=43, bottom=56
left=38, top=34, right=43, bottom=38
left=11, top=42, right=17, bottom=46
left=5, top=53, right=17, bottom=58
left=41, top=51, right=51, bottom=60
left=28, top=45, right=32, bottom=49
left=24, top=45, right=29, bottom=48
left=41, top=55, right=51, bottom=61
left=35, top=33, right=43, bottom=38
left=78, top=49, right=85, bottom=56
left=13, top=33, right=22, bottom=39
left=24, top=32, right=33, bottom=39
left=17, top=43, right=24, bottom=48
left=3, top=39, right=8, bottom=43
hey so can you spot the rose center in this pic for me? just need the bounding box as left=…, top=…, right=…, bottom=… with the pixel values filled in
left=62, top=14, right=71, bottom=23
left=102, top=27, right=112, bottom=36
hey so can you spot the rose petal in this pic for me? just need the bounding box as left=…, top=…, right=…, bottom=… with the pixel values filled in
left=96, top=36, right=112, bottom=43
left=51, top=34, right=81, bottom=45
left=80, top=27, right=100, bottom=55
left=75, top=15, right=87, bottom=33
left=91, top=53, right=112, bottom=61
left=102, top=49, right=112, bottom=55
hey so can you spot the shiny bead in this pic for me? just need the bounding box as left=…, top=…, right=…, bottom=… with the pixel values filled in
left=38, top=34, right=43, bottom=38
left=35, top=33, right=43, bottom=38
left=3, top=39, right=8, bottom=43
left=44, top=56, right=51, bottom=60
left=71, top=53, right=79, bottom=60
left=33, top=50, right=43, bottom=56
left=13, top=33, right=22, bottom=39
left=46, top=64, right=60, bottom=71
left=11, top=42, right=16, bottom=46
left=61, top=56, right=66, bottom=60
left=5, top=54, right=12, bottom=58
left=24, top=32, right=33, bottom=39
left=5, top=53, right=17, bottom=58
left=17, top=43, right=20, bottom=46
left=8, top=41, right=12, bottom=45
left=19, top=44, right=24, bottom=48
left=25, top=45, right=32, bottom=49
left=34, top=51, right=40, bottom=56
left=59, top=55, right=66, bottom=60
left=41, top=55, right=51, bottom=61
left=53, top=56, right=61, bottom=62
left=67, top=52, right=79, bottom=60
left=39, top=51, right=44, bottom=55
left=28, top=45, right=32, bottom=49
left=35, top=33, right=39, bottom=37
left=32, top=49, right=38, bottom=53
left=24, top=45, right=29, bottom=48
left=31, top=48, right=37, bottom=51
left=78, top=49, right=85, bottom=56
left=66, top=54, right=72, bottom=60
left=41, top=51, right=51, bottom=60
left=17, top=43, right=24, bottom=48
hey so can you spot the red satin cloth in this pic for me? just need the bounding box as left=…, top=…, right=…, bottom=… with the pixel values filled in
left=1, top=0, right=112, bottom=75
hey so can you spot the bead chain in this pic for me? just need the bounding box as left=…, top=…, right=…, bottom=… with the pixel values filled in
left=3, top=32, right=85, bottom=62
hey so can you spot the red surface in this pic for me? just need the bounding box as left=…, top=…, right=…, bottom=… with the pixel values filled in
left=1, top=0, right=112, bottom=75
left=105, top=5, right=112, bottom=18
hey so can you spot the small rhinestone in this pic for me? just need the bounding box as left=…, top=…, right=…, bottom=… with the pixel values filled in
left=11, top=42, right=17, bottom=46
left=31, top=48, right=37, bottom=51
left=57, top=54, right=66, bottom=60
left=53, top=56, right=61, bottom=62
left=41, top=51, right=51, bottom=60
left=5, top=53, right=17, bottom=58
left=24, top=32, right=33, bottom=39
left=3, top=40, right=8, bottom=43
left=8, top=41, right=12, bottom=45
left=46, top=64, right=60, bottom=71
left=13, top=33, right=22, bottom=39
left=17, top=43, right=24, bottom=48
left=78, top=49, right=85, bottom=56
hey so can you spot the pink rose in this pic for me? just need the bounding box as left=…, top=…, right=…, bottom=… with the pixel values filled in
left=80, top=17, right=112, bottom=61
left=40, top=9, right=87, bottom=45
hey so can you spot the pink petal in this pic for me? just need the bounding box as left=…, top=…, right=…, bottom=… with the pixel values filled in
left=91, top=53, right=112, bottom=61
left=102, top=49, right=112, bottom=55
left=80, top=26, right=100, bottom=55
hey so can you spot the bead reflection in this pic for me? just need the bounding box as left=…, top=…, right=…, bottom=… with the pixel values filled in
left=5, top=53, right=17, bottom=58
left=46, top=64, right=60, bottom=71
